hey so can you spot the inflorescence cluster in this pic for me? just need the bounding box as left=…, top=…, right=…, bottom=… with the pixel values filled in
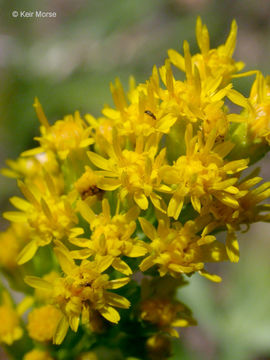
left=1, top=18, right=270, bottom=360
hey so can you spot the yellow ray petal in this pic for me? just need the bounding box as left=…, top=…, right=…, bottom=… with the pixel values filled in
left=18, top=180, right=40, bottom=209
left=9, top=196, right=31, bottom=211
left=106, top=277, right=130, bottom=290
left=99, top=306, right=120, bottom=323
left=167, top=195, right=184, bottom=219
left=139, top=255, right=155, bottom=272
left=24, top=276, right=52, bottom=290
left=70, top=249, right=93, bottom=260
left=16, top=296, right=34, bottom=316
left=77, top=200, right=96, bottom=225
left=112, top=258, right=132, bottom=276
left=87, top=151, right=112, bottom=171
left=33, top=97, right=50, bottom=128
left=199, top=269, right=222, bottom=282
left=105, top=292, right=130, bottom=309
left=54, top=247, right=75, bottom=275
left=224, top=19, right=237, bottom=57
left=69, top=315, right=80, bottom=332
left=17, top=241, right=38, bottom=265
left=53, top=315, right=69, bottom=345
left=96, top=256, right=114, bottom=273
left=139, top=218, right=156, bottom=241
left=134, top=192, right=148, bottom=210
left=3, top=211, right=27, bottom=223
left=168, top=49, right=185, bottom=71
left=226, top=231, right=240, bottom=263
left=127, top=244, right=148, bottom=257
left=98, top=177, right=121, bottom=191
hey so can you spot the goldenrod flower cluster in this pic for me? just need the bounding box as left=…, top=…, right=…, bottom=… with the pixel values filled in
left=1, top=18, right=270, bottom=360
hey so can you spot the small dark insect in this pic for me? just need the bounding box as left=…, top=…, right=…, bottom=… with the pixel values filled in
left=79, top=281, right=92, bottom=288
left=144, top=110, right=156, bottom=120
left=215, top=134, right=225, bottom=143
left=80, top=185, right=104, bottom=200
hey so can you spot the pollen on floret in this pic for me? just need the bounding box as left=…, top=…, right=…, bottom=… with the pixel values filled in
left=23, top=349, right=55, bottom=360
left=27, top=305, right=62, bottom=342
left=0, top=292, right=23, bottom=345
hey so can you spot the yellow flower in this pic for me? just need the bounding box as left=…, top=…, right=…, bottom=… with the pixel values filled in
left=72, top=199, right=147, bottom=275
left=163, top=18, right=256, bottom=155
left=3, top=176, right=78, bottom=264
left=23, top=349, right=54, bottom=360
left=101, top=75, right=177, bottom=139
left=1, top=17, right=270, bottom=358
left=206, top=173, right=270, bottom=262
left=27, top=305, right=62, bottom=342
left=0, top=291, right=23, bottom=345
left=141, top=298, right=195, bottom=337
left=159, top=50, right=233, bottom=155
left=1, top=151, right=59, bottom=181
left=222, top=73, right=270, bottom=163
left=88, top=133, right=170, bottom=211
left=168, top=17, right=245, bottom=87
left=160, top=124, right=248, bottom=219
left=25, top=98, right=94, bottom=160
left=162, top=55, right=231, bottom=118
left=25, top=247, right=130, bottom=344
left=247, top=72, right=270, bottom=144
left=0, top=223, right=29, bottom=269
left=85, top=114, right=114, bottom=155
left=139, top=216, right=227, bottom=282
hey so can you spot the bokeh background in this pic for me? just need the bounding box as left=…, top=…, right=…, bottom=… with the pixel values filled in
left=1, top=0, right=270, bottom=359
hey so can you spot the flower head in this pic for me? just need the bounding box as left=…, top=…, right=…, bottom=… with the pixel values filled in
left=1, top=17, right=270, bottom=359
left=141, top=297, right=195, bottom=337
left=139, top=216, right=227, bottom=281
left=102, top=76, right=177, bottom=140
left=248, top=72, right=270, bottom=144
left=73, top=199, right=147, bottom=275
left=23, top=349, right=54, bottom=360
left=168, top=17, right=244, bottom=87
left=160, top=124, right=248, bottom=219
left=3, top=176, right=78, bottom=264
left=0, top=223, right=29, bottom=269
left=28, top=98, right=94, bottom=160
left=1, top=151, right=59, bottom=182
left=0, top=291, right=23, bottom=345
left=25, top=246, right=130, bottom=344
left=88, top=133, right=170, bottom=211
left=27, top=305, right=62, bottom=342
left=205, top=173, right=270, bottom=262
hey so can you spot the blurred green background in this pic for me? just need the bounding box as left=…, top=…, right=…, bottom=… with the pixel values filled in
left=1, top=0, right=270, bottom=359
